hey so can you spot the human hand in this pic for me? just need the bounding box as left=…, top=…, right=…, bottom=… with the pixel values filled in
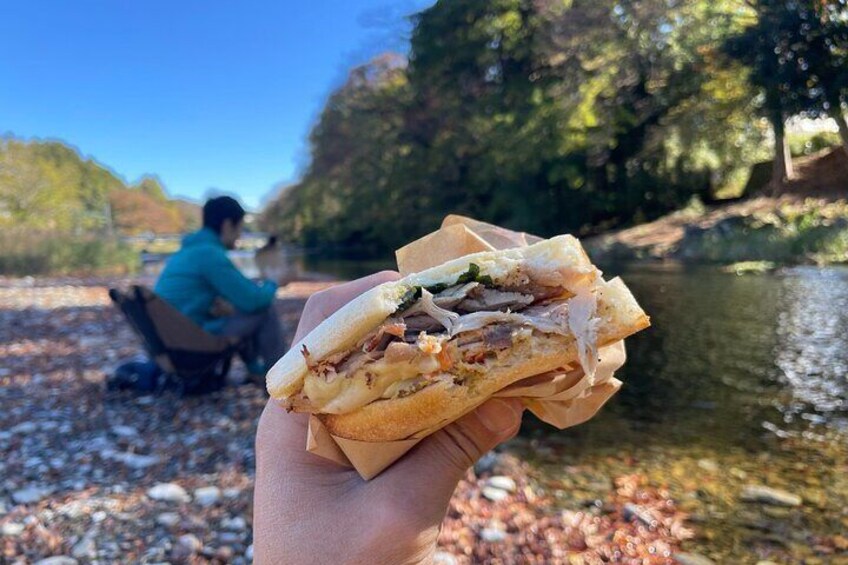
left=253, top=271, right=524, bottom=564
left=209, top=297, right=236, bottom=318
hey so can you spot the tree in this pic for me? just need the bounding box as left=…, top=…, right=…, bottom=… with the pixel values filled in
left=723, top=1, right=808, bottom=184
left=0, top=134, right=192, bottom=235
left=134, top=175, right=169, bottom=202
left=793, top=1, right=848, bottom=155
left=109, top=189, right=185, bottom=235
left=0, top=138, right=83, bottom=230
left=262, top=53, right=414, bottom=253
left=264, top=0, right=774, bottom=256
left=724, top=1, right=848, bottom=183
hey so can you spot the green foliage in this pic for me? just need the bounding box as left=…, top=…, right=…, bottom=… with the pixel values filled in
left=721, top=261, right=777, bottom=275
left=262, top=53, right=414, bottom=254
left=264, top=0, right=772, bottom=257
left=0, top=135, right=201, bottom=237
left=0, top=229, right=139, bottom=275
left=134, top=176, right=169, bottom=202
left=675, top=200, right=848, bottom=264
left=722, top=1, right=848, bottom=179
left=787, top=131, right=842, bottom=157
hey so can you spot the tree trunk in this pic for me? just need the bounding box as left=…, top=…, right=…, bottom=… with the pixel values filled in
left=771, top=114, right=794, bottom=187
left=829, top=107, right=848, bottom=158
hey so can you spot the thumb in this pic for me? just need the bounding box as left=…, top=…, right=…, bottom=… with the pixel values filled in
left=391, top=398, right=524, bottom=495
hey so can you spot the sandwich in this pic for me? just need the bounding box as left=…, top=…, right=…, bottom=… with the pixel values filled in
left=266, top=235, right=649, bottom=442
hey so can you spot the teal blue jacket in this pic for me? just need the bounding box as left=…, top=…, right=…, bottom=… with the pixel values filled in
left=154, top=228, right=278, bottom=332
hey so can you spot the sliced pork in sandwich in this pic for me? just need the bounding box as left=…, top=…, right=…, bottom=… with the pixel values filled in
left=266, top=235, right=649, bottom=442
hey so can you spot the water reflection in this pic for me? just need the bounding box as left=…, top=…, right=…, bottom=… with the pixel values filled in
left=589, top=264, right=848, bottom=446
left=773, top=267, right=848, bottom=426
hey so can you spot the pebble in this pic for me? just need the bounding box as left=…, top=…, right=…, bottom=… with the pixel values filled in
left=91, top=511, right=107, bottom=523
left=110, top=425, right=138, bottom=437
left=218, top=532, right=242, bottom=544
left=2, top=522, right=25, bottom=536
left=623, top=503, right=657, bottom=527
left=740, top=485, right=802, bottom=507
left=215, top=546, right=235, bottom=561
left=433, top=552, right=459, bottom=565
left=756, top=562, right=779, bottom=565
left=147, top=483, right=190, bottom=503
left=474, top=452, right=500, bottom=475
left=194, top=486, right=221, bottom=507
left=674, top=553, right=715, bottom=565
left=34, top=558, right=79, bottom=565
left=11, top=422, right=38, bottom=434
left=481, top=486, right=510, bottom=502
left=245, top=544, right=254, bottom=561
left=171, top=533, right=202, bottom=562
left=697, top=459, right=719, bottom=473
left=71, top=535, right=97, bottom=559
left=12, top=486, right=49, bottom=504
left=485, top=476, right=517, bottom=493
left=730, top=467, right=748, bottom=480
left=221, top=516, right=248, bottom=531
left=111, top=452, right=161, bottom=469
left=223, top=488, right=241, bottom=499
left=479, top=528, right=507, bottom=542
left=156, top=512, right=181, bottom=527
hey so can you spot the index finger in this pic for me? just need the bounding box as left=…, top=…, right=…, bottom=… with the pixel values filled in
left=293, top=270, right=401, bottom=343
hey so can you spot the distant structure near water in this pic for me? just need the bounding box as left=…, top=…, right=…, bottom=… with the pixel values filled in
left=132, top=232, right=290, bottom=279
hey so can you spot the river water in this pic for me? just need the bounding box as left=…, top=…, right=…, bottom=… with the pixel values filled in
left=600, top=264, right=848, bottom=440
left=302, top=258, right=848, bottom=561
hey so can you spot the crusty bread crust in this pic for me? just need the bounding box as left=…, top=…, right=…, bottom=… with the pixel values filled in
left=266, top=235, right=595, bottom=399
left=320, top=277, right=650, bottom=441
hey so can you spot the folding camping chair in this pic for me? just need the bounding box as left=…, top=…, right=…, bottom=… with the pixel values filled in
left=108, top=285, right=240, bottom=395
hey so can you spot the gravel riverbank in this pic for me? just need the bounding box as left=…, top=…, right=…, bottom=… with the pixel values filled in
left=1, top=277, right=843, bottom=564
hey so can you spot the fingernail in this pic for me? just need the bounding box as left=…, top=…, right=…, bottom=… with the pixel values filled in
left=476, top=399, right=522, bottom=435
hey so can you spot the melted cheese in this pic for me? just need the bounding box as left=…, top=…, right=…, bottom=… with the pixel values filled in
left=304, top=354, right=440, bottom=414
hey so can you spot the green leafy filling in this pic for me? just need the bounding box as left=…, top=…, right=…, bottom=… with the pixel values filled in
left=396, top=263, right=494, bottom=312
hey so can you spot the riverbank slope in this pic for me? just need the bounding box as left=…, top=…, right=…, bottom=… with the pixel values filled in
left=586, top=148, right=848, bottom=265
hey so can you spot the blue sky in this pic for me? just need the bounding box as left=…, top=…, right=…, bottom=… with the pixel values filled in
left=0, top=1, right=432, bottom=209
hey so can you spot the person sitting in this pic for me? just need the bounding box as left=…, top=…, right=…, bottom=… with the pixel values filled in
left=154, top=196, right=285, bottom=378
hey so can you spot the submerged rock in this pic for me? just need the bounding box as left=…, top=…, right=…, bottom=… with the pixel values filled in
left=740, top=485, right=802, bottom=507
left=697, top=459, right=719, bottom=473
left=674, top=553, right=715, bottom=565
